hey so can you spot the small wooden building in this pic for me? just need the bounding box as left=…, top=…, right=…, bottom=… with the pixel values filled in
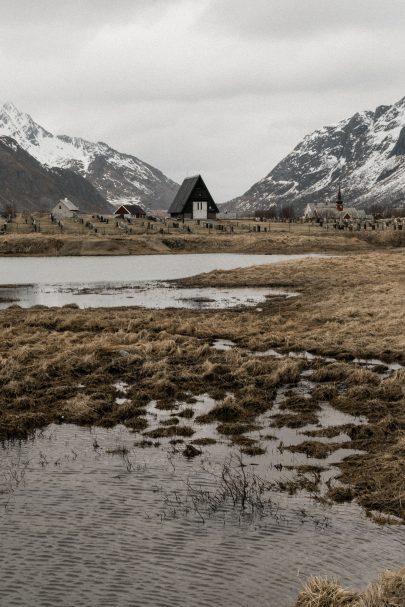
left=114, top=203, right=146, bottom=219
left=168, top=175, right=219, bottom=220
left=51, top=198, right=80, bottom=220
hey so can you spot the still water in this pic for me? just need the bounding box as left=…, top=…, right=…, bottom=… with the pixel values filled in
left=0, top=253, right=313, bottom=308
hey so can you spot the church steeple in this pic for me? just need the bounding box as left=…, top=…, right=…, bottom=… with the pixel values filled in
left=336, top=186, right=343, bottom=212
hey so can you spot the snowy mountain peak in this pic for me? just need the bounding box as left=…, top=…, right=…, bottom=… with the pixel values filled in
left=0, top=102, right=53, bottom=150
left=0, top=134, right=112, bottom=214
left=1, top=101, right=23, bottom=116
left=0, top=102, right=178, bottom=209
left=225, top=95, right=405, bottom=213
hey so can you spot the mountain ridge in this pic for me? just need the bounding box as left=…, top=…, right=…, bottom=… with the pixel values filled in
left=0, top=102, right=179, bottom=210
left=0, top=135, right=112, bottom=214
left=224, top=95, right=405, bottom=214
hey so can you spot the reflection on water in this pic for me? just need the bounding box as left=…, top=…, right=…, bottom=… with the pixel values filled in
left=0, top=252, right=318, bottom=309
left=0, top=281, right=295, bottom=310
left=0, top=253, right=322, bottom=285
left=0, top=424, right=404, bottom=607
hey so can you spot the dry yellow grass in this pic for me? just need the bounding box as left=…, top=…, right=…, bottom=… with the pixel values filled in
left=180, top=250, right=405, bottom=361
left=293, top=567, right=405, bottom=607
left=0, top=227, right=380, bottom=257
left=0, top=306, right=301, bottom=437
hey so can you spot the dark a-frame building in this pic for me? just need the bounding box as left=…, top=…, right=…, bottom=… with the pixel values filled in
left=168, top=175, right=219, bottom=220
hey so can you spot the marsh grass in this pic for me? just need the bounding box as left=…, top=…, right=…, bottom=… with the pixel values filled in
left=191, top=437, right=217, bottom=446
left=271, top=412, right=320, bottom=428
left=287, top=441, right=342, bottom=459
left=144, top=425, right=195, bottom=439
left=293, top=567, right=405, bottom=607
left=106, top=446, right=129, bottom=456
left=163, top=453, right=274, bottom=522
left=240, top=445, right=267, bottom=457
left=1, top=250, right=404, bottom=519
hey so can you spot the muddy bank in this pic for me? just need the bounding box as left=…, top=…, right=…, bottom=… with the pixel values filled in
left=0, top=231, right=375, bottom=256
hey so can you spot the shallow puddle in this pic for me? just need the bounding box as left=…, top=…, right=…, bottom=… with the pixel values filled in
left=211, top=338, right=237, bottom=351
left=0, top=252, right=310, bottom=309
left=243, top=379, right=366, bottom=487
left=145, top=394, right=224, bottom=444
left=216, top=341, right=404, bottom=374
left=0, top=282, right=295, bottom=310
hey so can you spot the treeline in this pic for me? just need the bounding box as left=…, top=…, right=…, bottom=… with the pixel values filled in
left=367, top=202, right=405, bottom=218
left=254, top=205, right=296, bottom=220
left=254, top=202, right=405, bottom=220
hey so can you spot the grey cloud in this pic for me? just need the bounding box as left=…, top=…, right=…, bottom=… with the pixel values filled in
left=201, top=0, right=405, bottom=39
left=0, top=0, right=405, bottom=201
left=0, top=0, right=172, bottom=27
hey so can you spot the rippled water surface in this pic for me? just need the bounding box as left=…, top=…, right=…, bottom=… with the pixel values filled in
left=0, top=253, right=314, bottom=308
left=1, top=252, right=402, bottom=605
left=1, top=424, right=403, bottom=607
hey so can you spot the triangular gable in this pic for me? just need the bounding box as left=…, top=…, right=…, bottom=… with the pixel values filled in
left=114, top=205, right=129, bottom=215
left=114, top=204, right=145, bottom=215
left=168, top=175, right=219, bottom=214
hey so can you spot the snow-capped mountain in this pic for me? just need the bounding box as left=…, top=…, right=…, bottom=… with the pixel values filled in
left=0, top=102, right=178, bottom=209
left=224, top=96, right=405, bottom=213
left=0, top=135, right=112, bottom=214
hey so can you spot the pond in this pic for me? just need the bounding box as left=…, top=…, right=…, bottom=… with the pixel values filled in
left=0, top=253, right=314, bottom=309
left=0, top=423, right=403, bottom=607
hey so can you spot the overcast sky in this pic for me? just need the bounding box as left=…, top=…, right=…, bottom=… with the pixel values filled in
left=1, top=0, right=405, bottom=201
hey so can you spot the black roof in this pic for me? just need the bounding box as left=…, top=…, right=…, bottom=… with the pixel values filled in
left=168, top=175, right=218, bottom=214
left=114, top=203, right=145, bottom=215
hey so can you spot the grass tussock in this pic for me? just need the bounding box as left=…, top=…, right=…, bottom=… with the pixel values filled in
left=293, top=567, right=405, bottom=607
left=287, top=441, right=341, bottom=459
left=240, top=445, right=266, bottom=457
left=334, top=436, right=405, bottom=519
left=144, top=425, right=194, bottom=439
left=191, top=437, right=217, bottom=446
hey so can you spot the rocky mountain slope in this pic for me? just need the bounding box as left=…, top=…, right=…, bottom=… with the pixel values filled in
left=0, top=102, right=178, bottom=210
left=225, top=96, right=405, bottom=213
left=0, top=136, right=111, bottom=214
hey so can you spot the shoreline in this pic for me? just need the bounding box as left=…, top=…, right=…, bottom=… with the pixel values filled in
left=0, top=230, right=380, bottom=257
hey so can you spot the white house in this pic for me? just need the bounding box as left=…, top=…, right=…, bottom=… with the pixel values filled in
left=51, top=198, right=80, bottom=220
